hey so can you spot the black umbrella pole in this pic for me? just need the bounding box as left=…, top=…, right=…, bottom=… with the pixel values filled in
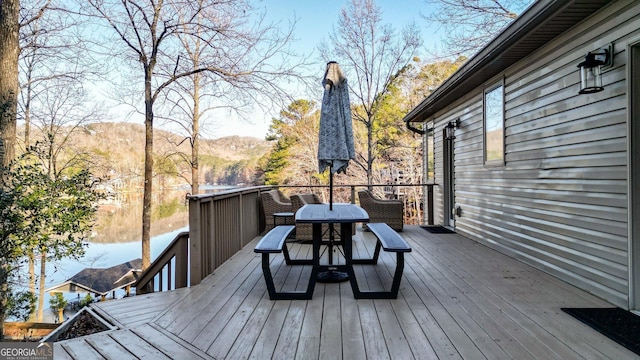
left=329, top=171, right=333, bottom=210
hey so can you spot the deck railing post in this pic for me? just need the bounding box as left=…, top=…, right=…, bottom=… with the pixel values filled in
left=189, top=196, right=203, bottom=286
left=175, top=233, right=189, bottom=289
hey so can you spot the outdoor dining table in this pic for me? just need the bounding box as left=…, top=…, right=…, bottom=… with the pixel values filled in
left=295, top=203, right=370, bottom=296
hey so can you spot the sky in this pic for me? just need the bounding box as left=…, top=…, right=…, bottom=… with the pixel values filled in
left=212, top=0, right=440, bottom=139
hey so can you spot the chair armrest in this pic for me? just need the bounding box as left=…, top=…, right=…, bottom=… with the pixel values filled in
left=369, top=197, right=403, bottom=205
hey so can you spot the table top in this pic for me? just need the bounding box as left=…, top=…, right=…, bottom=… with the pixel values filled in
left=295, top=203, right=369, bottom=223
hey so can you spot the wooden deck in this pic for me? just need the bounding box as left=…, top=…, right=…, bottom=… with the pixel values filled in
left=53, top=226, right=637, bottom=359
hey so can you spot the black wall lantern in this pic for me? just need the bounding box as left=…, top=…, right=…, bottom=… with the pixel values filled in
left=577, top=44, right=612, bottom=94
left=444, top=119, right=460, bottom=140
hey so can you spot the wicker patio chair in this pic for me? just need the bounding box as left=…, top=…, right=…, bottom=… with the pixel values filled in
left=357, top=190, right=404, bottom=232
left=261, top=189, right=293, bottom=233
left=290, top=193, right=330, bottom=241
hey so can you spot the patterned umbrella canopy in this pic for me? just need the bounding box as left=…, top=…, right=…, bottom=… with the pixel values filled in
left=318, top=61, right=355, bottom=175
left=317, top=61, right=355, bottom=208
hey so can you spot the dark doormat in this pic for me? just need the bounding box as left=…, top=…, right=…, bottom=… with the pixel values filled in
left=561, top=307, right=640, bottom=355
left=421, top=225, right=455, bottom=234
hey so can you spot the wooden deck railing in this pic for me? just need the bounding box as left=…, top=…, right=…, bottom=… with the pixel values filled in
left=136, top=184, right=434, bottom=293
left=188, top=186, right=265, bottom=286
left=135, top=231, right=189, bottom=294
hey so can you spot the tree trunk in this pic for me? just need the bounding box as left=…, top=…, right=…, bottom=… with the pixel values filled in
left=141, top=67, right=154, bottom=270
left=37, top=252, right=46, bottom=321
left=24, top=73, right=32, bottom=148
left=57, top=308, right=64, bottom=323
left=0, top=0, right=20, bottom=166
left=24, top=104, right=31, bottom=149
left=28, top=253, right=36, bottom=321
left=191, top=75, right=200, bottom=195
left=0, top=0, right=19, bottom=324
left=0, top=263, right=9, bottom=341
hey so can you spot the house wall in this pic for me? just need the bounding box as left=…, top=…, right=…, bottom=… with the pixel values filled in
left=429, top=0, right=639, bottom=308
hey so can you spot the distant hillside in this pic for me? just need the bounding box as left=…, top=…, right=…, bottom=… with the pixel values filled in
left=79, top=122, right=269, bottom=159
left=17, top=122, right=273, bottom=187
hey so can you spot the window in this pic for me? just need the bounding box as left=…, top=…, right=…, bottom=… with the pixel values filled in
left=425, top=121, right=434, bottom=181
left=484, top=82, right=504, bottom=164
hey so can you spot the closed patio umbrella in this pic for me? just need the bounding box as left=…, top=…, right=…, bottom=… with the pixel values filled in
left=316, top=61, right=354, bottom=283
left=318, top=61, right=355, bottom=210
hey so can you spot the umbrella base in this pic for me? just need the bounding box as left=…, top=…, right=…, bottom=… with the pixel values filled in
left=317, top=270, right=349, bottom=283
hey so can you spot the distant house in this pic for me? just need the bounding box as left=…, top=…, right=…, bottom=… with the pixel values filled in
left=404, top=0, right=639, bottom=310
left=45, top=259, right=142, bottom=301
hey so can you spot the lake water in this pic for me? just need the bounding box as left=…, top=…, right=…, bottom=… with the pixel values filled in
left=50, top=225, right=188, bottom=290
left=35, top=185, right=233, bottom=322
left=37, top=227, right=187, bottom=322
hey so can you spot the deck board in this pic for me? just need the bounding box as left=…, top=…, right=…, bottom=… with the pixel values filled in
left=52, top=226, right=638, bottom=360
left=340, top=284, right=368, bottom=360
left=130, top=324, right=211, bottom=359
left=319, top=282, right=342, bottom=359
left=247, top=297, right=290, bottom=359
left=376, top=299, right=415, bottom=359
left=225, top=292, right=275, bottom=359
left=270, top=300, right=305, bottom=358
left=296, top=284, right=324, bottom=358
left=359, top=299, right=391, bottom=359
left=60, top=338, right=107, bottom=359
left=413, top=243, right=538, bottom=359
left=414, top=232, right=631, bottom=359
left=107, top=329, right=172, bottom=359
left=85, top=332, right=137, bottom=360
left=92, top=288, right=190, bottom=328
left=51, top=345, right=74, bottom=360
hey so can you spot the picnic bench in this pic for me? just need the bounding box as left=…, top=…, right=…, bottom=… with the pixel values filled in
left=254, top=225, right=315, bottom=300
left=351, top=222, right=411, bottom=299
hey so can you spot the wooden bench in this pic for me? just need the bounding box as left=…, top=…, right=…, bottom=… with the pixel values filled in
left=351, top=222, right=411, bottom=299
left=254, top=225, right=315, bottom=300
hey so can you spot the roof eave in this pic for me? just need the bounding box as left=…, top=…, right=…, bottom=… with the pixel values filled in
left=404, top=0, right=611, bottom=124
left=45, top=281, right=101, bottom=295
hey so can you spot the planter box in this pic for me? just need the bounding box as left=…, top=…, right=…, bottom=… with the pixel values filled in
left=41, top=307, right=117, bottom=342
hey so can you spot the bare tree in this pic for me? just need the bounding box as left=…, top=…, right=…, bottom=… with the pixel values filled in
left=424, top=0, right=533, bottom=57
left=1, top=0, right=52, bottom=333
left=322, top=0, right=422, bottom=185
left=18, top=0, right=95, bottom=150
left=84, top=0, right=305, bottom=269
left=20, top=74, right=103, bottom=321
left=17, top=0, right=104, bottom=320
left=0, top=0, right=53, bottom=166
left=157, top=0, right=257, bottom=195
left=282, top=101, right=322, bottom=186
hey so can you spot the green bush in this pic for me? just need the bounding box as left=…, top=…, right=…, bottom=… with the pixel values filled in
left=79, top=293, right=93, bottom=308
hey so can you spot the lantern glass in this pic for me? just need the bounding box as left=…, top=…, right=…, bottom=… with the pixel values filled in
left=577, top=49, right=609, bottom=94
left=579, top=63, right=603, bottom=94
left=445, top=125, right=454, bottom=140
left=444, top=120, right=459, bottom=140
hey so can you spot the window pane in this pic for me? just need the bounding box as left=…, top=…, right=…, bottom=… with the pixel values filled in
left=426, top=123, right=434, bottom=180
left=485, top=85, right=504, bottom=163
